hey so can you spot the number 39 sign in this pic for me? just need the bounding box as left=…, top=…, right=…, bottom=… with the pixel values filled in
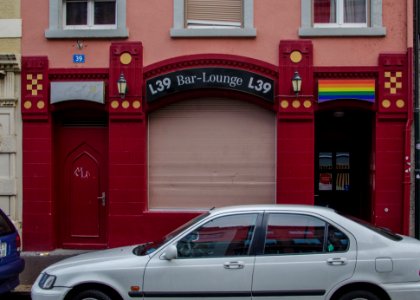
left=73, top=54, right=85, bottom=64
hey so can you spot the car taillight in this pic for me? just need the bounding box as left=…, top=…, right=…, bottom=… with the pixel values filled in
left=15, top=234, right=21, bottom=252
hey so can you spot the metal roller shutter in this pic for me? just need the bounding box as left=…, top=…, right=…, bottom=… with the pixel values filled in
left=148, top=98, right=275, bottom=209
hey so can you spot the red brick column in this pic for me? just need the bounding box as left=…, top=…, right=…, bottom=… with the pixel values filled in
left=277, top=41, right=315, bottom=204
left=108, top=42, right=146, bottom=247
left=374, top=53, right=410, bottom=234
left=21, top=57, right=54, bottom=250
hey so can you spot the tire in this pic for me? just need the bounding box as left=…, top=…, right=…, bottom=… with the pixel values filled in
left=72, top=289, right=113, bottom=300
left=338, top=290, right=381, bottom=300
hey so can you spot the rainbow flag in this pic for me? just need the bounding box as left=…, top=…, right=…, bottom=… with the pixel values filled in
left=318, top=79, right=375, bottom=103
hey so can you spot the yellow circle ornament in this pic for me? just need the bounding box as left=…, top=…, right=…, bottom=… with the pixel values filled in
left=280, top=100, right=289, bottom=109
left=120, top=53, right=132, bottom=65
left=24, top=101, right=32, bottom=109
left=133, top=100, right=141, bottom=109
left=303, top=100, right=312, bottom=108
left=290, top=51, right=303, bottom=63
left=382, top=99, right=391, bottom=109
left=292, top=100, right=301, bottom=109
left=396, top=99, right=405, bottom=108
left=37, top=101, right=45, bottom=109
left=111, top=100, right=119, bottom=109
left=122, top=101, right=130, bottom=109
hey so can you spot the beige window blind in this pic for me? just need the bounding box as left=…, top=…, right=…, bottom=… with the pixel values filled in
left=185, top=0, right=243, bottom=28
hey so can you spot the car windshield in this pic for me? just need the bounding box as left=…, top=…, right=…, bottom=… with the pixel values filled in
left=346, top=215, right=403, bottom=241
left=133, top=211, right=210, bottom=256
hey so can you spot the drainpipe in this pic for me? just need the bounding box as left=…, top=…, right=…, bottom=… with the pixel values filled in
left=414, top=0, right=420, bottom=238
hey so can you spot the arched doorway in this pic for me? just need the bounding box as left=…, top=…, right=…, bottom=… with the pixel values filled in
left=53, top=104, right=109, bottom=249
left=315, top=108, right=374, bottom=221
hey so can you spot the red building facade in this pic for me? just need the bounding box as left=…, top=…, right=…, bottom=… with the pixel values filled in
left=21, top=39, right=412, bottom=250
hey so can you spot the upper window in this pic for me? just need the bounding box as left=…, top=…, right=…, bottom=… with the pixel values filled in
left=171, top=0, right=256, bottom=37
left=64, top=0, right=116, bottom=29
left=300, top=0, right=386, bottom=36
left=45, top=0, right=128, bottom=38
left=314, top=0, right=367, bottom=27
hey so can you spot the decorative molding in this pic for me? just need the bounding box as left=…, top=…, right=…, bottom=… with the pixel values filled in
left=144, top=54, right=278, bottom=79
left=0, top=99, right=18, bottom=107
left=49, top=69, right=108, bottom=81
left=315, top=70, right=377, bottom=79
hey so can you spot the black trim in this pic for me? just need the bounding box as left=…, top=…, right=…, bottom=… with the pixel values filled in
left=137, top=290, right=325, bottom=298
left=248, top=212, right=265, bottom=255
left=253, top=290, right=325, bottom=297
left=143, top=291, right=251, bottom=298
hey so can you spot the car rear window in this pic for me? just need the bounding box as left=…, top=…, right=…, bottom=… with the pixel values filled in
left=0, top=212, right=15, bottom=237
left=347, top=215, right=402, bottom=241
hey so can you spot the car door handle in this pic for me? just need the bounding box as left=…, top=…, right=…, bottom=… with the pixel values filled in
left=224, top=261, right=244, bottom=269
left=327, top=257, right=347, bottom=266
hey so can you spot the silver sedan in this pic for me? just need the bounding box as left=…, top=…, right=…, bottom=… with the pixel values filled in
left=32, top=205, right=420, bottom=300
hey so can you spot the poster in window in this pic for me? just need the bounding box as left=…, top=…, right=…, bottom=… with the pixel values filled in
left=336, top=152, right=350, bottom=191
left=319, top=152, right=332, bottom=191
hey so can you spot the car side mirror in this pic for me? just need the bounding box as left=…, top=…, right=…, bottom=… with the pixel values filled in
left=161, top=245, right=178, bottom=260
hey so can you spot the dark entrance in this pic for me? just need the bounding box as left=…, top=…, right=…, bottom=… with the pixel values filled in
left=315, top=109, right=373, bottom=221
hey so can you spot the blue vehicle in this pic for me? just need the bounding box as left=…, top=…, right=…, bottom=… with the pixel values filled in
left=0, top=209, right=25, bottom=294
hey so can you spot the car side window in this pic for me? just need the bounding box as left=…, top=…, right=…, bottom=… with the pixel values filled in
left=177, top=213, right=258, bottom=258
left=263, top=213, right=349, bottom=255
left=326, top=224, right=349, bottom=252
left=0, top=212, right=14, bottom=237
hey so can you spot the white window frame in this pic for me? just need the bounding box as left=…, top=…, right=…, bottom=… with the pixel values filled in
left=171, top=0, right=256, bottom=38
left=45, top=0, right=128, bottom=38
left=313, top=0, right=368, bottom=28
left=299, top=0, right=386, bottom=36
left=63, top=0, right=117, bottom=30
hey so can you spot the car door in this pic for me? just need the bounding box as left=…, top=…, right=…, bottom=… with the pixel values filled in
left=252, top=212, right=356, bottom=300
left=143, top=213, right=260, bottom=300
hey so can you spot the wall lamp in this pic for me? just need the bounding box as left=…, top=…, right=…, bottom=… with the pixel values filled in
left=292, top=71, right=302, bottom=96
left=117, top=72, right=128, bottom=98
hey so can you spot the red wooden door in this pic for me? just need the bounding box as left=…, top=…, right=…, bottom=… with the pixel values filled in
left=57, top=126, right=108, bottom=248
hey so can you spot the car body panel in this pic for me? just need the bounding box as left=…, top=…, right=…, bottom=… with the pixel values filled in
left=31, top=205, right=420, bottom=300
left=144, top=255, right=255, bottom=299
left=33, top=245, right=149, bottom=300
left=0, top=209, right=25, bottom=294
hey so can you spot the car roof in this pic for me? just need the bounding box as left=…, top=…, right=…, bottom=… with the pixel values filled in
left=208, top=204, right=336, bottom=215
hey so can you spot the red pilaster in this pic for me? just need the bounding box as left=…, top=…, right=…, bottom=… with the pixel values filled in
left=277, top=41, right=315, bottom=205
left=108, top=42, right=146, bottom=247
left=374, top=53, right=410, bottom=234
left=21, top=57, right=54, bottom=250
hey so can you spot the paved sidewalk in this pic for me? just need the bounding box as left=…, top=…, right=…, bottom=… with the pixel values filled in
left=15, top=249, right=87, bottom=294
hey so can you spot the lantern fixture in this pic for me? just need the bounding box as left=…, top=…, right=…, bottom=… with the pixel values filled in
left=117, top=73, right=128, bottom=98
left=292, top=71, right=302, bottom=95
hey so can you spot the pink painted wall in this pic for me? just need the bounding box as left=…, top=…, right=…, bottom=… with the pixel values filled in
left=22, top=0, right=410, bottom=68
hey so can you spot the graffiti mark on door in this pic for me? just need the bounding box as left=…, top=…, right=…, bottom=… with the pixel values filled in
left=74, top=167, right=91, bottom=179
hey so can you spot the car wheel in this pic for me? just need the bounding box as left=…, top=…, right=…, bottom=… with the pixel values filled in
left=338, top=290, right=381, bottom=300
left=72, top=289, right=113, bottom=300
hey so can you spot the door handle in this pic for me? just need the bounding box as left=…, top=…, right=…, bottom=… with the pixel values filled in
left=97, top=192, right=106, bottom=207
left=224, top=261, right=244, bottom=269
left=327, top=257, right=347, bottom=266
